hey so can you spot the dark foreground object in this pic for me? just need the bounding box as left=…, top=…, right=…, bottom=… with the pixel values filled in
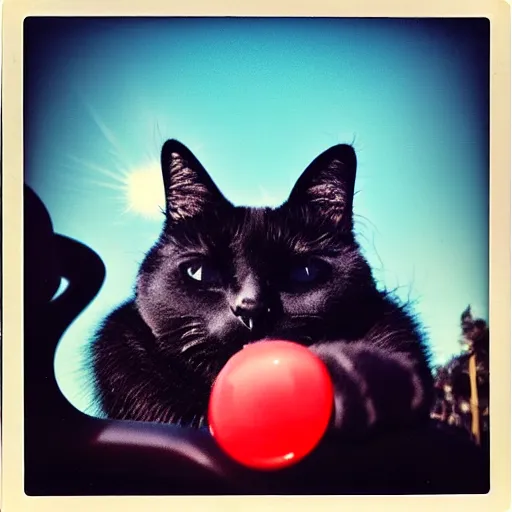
left=24, top=186, right=490, bottom=495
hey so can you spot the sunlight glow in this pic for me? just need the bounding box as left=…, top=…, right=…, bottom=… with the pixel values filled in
left=123, top=162, right=166, bottom=220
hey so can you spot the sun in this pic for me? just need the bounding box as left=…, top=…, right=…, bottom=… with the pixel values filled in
left=123, top=162, right=166, bottom=220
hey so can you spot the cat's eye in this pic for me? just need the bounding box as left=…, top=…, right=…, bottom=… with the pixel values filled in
left=290, top=263, right=320, bottom=283
left=183, top=261, right=222, bottom=286
left=290, top=259, right=323, bottom=284
left=289, top=258, right=327, bottom=285
left=186, top=265, right=203, bottom=281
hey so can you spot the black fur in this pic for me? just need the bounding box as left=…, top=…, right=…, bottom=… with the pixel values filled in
left=89, top=140, right=434, bottom=435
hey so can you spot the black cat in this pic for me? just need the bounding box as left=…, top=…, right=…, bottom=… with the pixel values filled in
left=89, top=140, right=434, bottom=437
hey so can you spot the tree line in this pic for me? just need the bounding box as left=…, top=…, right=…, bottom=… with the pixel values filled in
left=430, top=306, right=489, bottom=450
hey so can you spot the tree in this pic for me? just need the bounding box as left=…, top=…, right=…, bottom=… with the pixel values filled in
left=431, top=307, right=489, bottom=448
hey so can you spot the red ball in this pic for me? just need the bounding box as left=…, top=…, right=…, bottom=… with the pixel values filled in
left=208, top=340, right=334, bottom=470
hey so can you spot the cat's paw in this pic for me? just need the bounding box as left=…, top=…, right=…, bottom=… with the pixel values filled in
left=310, top=341, right=428, bottom=435
left=310, top=342, right=377, bottom=434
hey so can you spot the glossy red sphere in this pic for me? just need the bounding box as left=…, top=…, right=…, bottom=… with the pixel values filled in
left=208, top=340, right=334, bottom=470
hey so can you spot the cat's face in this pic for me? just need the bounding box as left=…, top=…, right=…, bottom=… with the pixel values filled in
left=136, top=140, right=374, bottom=379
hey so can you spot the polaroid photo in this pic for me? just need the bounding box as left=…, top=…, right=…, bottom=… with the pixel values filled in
left=2, top=0, right=510, bottom=511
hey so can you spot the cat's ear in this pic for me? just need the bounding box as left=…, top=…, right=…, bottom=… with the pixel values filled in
left=161, top=139, right=232, bottom=222
left=286, top=144, right=357, bottom=230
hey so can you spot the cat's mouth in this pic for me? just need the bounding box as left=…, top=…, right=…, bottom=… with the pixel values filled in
left=235, top=311, right=274, bottom=343
left=220, top=312, right=323, bottom=354
left=238, top=314, right=255, bottom=331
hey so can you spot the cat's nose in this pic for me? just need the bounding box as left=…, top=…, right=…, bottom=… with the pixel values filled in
left=233, top=298, right=270, bottom=331
left=231, top=281, right=271, bottom=332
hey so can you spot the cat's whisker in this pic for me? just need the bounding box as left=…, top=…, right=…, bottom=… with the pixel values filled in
left=180, top=338, right=208, bottom=354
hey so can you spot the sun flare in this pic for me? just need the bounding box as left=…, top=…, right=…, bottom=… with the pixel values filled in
left=123, top=162, right=166, bottom=220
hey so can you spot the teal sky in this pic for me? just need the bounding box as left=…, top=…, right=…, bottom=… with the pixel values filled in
left=24, top=18, right=489, bottom=416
